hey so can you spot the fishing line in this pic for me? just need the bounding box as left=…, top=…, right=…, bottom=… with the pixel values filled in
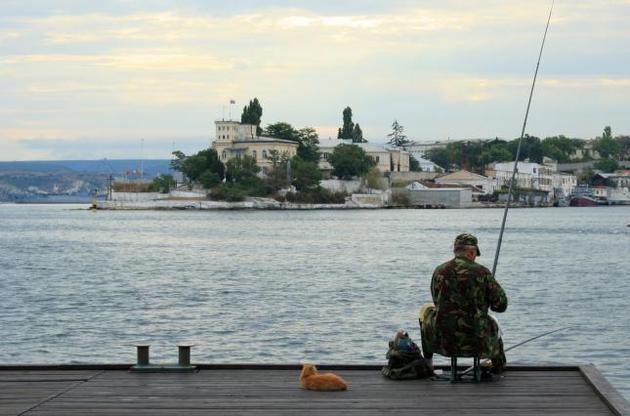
left=460, top=326, right=571, bottom=375
left=492, top=0, right=555, bottom=278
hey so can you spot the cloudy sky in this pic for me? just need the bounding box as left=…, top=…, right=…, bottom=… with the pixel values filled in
left=1, top=0, right=628, bottom=160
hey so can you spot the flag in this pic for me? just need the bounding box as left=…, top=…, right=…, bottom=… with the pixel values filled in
left=229, top=99, right=235, bottom=104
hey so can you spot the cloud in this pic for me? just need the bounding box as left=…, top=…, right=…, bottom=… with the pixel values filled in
left=3, top=50, right=233, bottom=71
left=1, top=1, right=629, bottom=160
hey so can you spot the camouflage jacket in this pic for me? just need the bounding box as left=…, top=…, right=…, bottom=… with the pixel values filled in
left=423, top=255, right=508, bottom=358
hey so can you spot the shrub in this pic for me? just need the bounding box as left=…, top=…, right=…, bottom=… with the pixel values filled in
left=148, top=174, right=176, bottom=193
left=210, top=184, right=247, bottom=202
left=391, top=191, right=411, bottom=207
left=285, top=187, right=347, bottom=204
left=199, top=171, right=221, bottom=189
left=112, top=182, right=153, bottom=192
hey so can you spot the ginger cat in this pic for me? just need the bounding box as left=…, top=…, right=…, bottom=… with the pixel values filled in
left=300, top=364, right=348, bottom=391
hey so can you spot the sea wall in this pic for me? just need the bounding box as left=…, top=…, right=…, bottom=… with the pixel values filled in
left=111, top=191, right=168, bottom=202
left=96, top=196, right=383, bottom=210
left=319, top=179, right=362, bottom=194
left=396, top=188, right=472, bottom=208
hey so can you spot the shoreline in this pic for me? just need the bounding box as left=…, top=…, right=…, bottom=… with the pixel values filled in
left=92, top=197, right=548, bottom=210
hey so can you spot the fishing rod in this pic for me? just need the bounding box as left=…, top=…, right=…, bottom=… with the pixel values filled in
left=461, top=326, right=570, bottom=376
left=491, top=0, right=555, bottom=278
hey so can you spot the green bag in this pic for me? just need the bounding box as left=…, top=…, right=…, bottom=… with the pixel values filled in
left=381, top=331, right=434, bottom=380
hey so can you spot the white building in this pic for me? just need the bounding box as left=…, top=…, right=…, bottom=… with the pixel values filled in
left=490, top=161, right=554, bottom=192
left=318, top=139, right=410, bottom=174
left=552, top=172, right=578, bottom=198
left=487, top=161, right=577, bottom=202
left=405, top=140, right=448, bottom=159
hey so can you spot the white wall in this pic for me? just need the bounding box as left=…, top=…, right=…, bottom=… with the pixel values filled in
left=320, top=179, right=362, bottom=194
left=111, top=191, right=169, bottom=201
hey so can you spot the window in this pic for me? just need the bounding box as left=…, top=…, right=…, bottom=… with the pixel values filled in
left=222, top=151, right=227, bottom=160
left=375, top=156, right=380, bottom=163
left=252, top=150, right=257, bottom=159
left=263, top=150, right=268, bottom=159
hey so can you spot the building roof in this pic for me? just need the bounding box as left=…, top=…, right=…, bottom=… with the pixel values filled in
left=318, top=138, right=397, bottom=154
left=232, top=137, right=299, bottom=146
left=437, top=169, right=491, bottom=182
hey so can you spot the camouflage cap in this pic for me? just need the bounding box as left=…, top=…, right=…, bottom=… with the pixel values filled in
left=454, top=233, right=481, bottom=256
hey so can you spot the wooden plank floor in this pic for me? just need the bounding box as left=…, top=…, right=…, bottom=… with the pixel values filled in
left=1, top=366, right=627, bottom=416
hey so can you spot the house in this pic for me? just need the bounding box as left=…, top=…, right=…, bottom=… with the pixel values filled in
left=589, top=171, right=630, bottom=204
left=318, top=139, right=410, bottom=174
left=211, top=120, right=298, bottom=171
left=486, top=160, right=577, bottom=204
left=488, top=161, right=554, bottom=192
left=405, top=140, right=449, bottom=159
left=552, top=172, right=577, bottom=199
left=435, top=169, right=496, bottom=195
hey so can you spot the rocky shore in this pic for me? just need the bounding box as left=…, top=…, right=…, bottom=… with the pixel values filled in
left=94, top=197, right=384, bottom=210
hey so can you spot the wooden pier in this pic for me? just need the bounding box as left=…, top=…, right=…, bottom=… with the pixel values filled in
left=1, top=364, right=627, bottom=416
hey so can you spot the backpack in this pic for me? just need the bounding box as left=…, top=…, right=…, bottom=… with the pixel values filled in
left=381, top=330, right=434, bottom=380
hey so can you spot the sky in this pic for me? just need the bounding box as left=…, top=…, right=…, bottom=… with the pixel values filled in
left=1, top=0, right=629, bottom=160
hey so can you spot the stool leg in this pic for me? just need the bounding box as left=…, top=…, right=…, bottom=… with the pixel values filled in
left=136, top=345, right=150, bottom=366
left=474, top=356, right=481, bottom=382
left=178, top=346, right=191, bottom=367
left=450, top=357, right=457, bottom=383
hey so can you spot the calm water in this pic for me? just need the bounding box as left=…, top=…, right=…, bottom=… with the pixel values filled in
left=0, top=204, right=629, bottom=398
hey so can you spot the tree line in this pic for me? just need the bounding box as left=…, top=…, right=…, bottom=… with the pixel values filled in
left=424, top=126, right=630, bottom=174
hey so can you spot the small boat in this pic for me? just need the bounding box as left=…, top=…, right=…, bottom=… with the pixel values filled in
left=569, top=196, right=599, bottom=207
left=568, top=185, right=607, bottom=207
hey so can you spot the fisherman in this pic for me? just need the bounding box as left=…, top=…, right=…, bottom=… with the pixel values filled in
left=419, top=233, right=508, bottom=373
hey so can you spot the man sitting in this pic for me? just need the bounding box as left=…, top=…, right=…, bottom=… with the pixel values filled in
left=420, top=233, right=508, bottom=373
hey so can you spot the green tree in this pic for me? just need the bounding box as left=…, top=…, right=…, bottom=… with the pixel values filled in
left=264, top=122, right=298, bottom=141
left=241, top=98, right=263, bottom=135
left=616, top=135, right=630, bottom=159
left=170, top=151, right=186, bottom=174
left=338, top=106, right=355, bottom=140
left=225, top=155, right=260, bottom=183
left=291, top=157, right=322, bottom=191
left=409, top=156, right=422, bottom=172
left=594, top=126, right=621, bottom=159
left=199, top=171, right=221, bottom=189
left=149, top=174, right=176, bottom=193
left=480, top=145, right=513, bottom=166
left=509, top=135, right=543, bottom=163
left=594, top=158, right=619, bottom=173
left=352, top=123, right=365, bottom=143
left=387, top=120, right=409, bottom=147
left=541, top=135, right=581, bottom=162
left=265, top=149, right=291, bottom=190
left=296, top=127, right=321, bottom=163
left=266, top=149, right=290, bottom=168
left=426, top=147, right=450, bottom=171
left=264, top=123, right=320, bottom=163
left=329, top=144, right=375, bottom=179
left=170, top=148, right=225, bottom=183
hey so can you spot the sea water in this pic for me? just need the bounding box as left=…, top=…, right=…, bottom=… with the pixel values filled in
left=0, top=204, right=628, bottom=398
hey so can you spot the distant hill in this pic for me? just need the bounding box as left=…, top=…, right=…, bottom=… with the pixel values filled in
left=0, top=159, right=173, bottom=177
left=0, top=159, right=173, bottom=202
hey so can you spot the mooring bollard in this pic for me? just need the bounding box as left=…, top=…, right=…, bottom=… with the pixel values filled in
left=178, top=345, right=192, bottom=367
left=136, top=345, right=150, bottom=366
